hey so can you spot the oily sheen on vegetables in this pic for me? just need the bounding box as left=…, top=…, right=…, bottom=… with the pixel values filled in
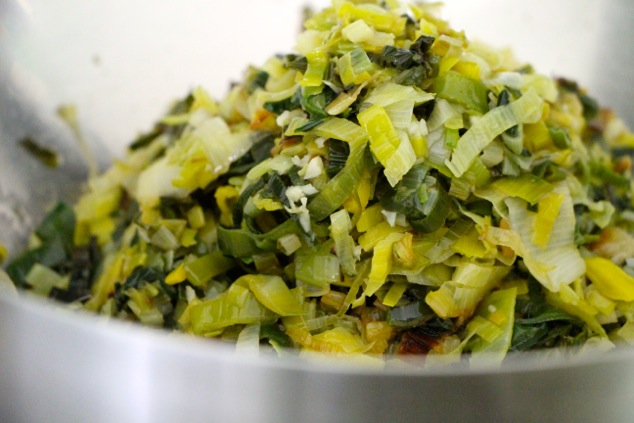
left=7, top=0, right=634, bottom=364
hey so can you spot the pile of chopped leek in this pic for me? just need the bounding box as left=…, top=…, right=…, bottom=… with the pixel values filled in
left=7, top=0, right=634, bottom=364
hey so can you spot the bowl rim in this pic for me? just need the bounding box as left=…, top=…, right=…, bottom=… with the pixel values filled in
left=2, top=287, right=633, bottom=378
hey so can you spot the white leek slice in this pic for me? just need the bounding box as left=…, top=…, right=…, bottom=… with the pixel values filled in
left=136, top=156, right=188, bottom=206
left=363, top=82, right=433, bottom=109
left=236, top=323, right=261, bottom=355
left=136, top=116, right=252, bottom=208
left=505, top=182, right=585, bottom=292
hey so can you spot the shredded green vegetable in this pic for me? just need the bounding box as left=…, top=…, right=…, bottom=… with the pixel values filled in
left=8, top=0, right=634, bottom=364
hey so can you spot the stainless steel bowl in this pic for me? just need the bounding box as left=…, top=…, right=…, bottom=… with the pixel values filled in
left=2, top=1, right=634, bottom=422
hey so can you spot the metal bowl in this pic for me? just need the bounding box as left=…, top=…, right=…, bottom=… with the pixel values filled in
left=1, top=1, right=634, bottom=422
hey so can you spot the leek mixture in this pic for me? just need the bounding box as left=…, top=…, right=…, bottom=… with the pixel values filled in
left=7, top=0, right=634, bottom=363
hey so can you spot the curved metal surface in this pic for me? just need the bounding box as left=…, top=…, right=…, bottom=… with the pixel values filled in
left=2, top=292, right=634, bottom=423
left=1, top=1, right=634, bottom=422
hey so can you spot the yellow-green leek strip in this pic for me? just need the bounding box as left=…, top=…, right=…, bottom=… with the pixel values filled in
left=358, top=221, right=409, bottom=252
left=504, top=182, right=585, bottom=293
left=25, top=263, right=68, bottom=297
left=75, top=186, right=121, bottom=224
left=337, top=2, right=407, bottom=35
left=342, top=19, right=373, bottom=43
left=326, top=82, right=369, bottom=116
left=338, top=260, right=371, bottom=316
left=165, top=263, right=187, bottom=285
left=585, top=285, right=616, bottom=316
left=383, top=131, right=417, bottom=187
left=235, top=274, right=304, bottom=316
left=192, top=85, right=219, bottom=115
left=566, top=176, right=615, bottom=230
left=312, top=118, right=368, bottom=145
left=160, top=113, right=191, bottom=126
left=307, top=143, right=369, bottom=221
left=433, top=71, right=489, bottom=114
left=381, top=282, right=408, bottom=307
left=277, top=234, right=302, bottom=256
left=86, top=246, right=141, bottom=311
left=483, top=174, right=554, bottom=206
left=126, top=286, right=164, bottom=327
left=309, top=326, right=368, bottom=354
left=330, top=209, right=358, bottom=276
left=289, top=325, right=368, bottom=354
left=149, top=224, right=182, bottom=251
left=217, top=219, right=302, bottom=258
left=363, top=82, right=434, bottom=109
left=365, top=232, right=406, bottom=297
left=465, top=287, right=517, bottom=365
left=446, top=88, right=544, bottom=178
left=295, top=250, right=341, bottom=289
left=363, top=83, right=433, bottom=129
left=585, top=256, right=634, bottom=302
left=425, top=262, right=510, bottom=319
left=423, top=218, right=473, bottom=263
left=545, top=284, right=606, bottom=336
left=533, top=193, right=564, bottom=248
left=337, top=48, right=374, bottom=86
left=186, top=205, right=206, bottom=229
left=356, top=203, right=385, bottom=233
left=184, top=251, right=235, bottom=287
left=451, top=225, right=489, bottom=258
left=358, top=104, right=400, bottom=159
left=300, top=49, right=329, bottom=87
left=168, top=117, right=252, bottom=192
left=189, top=284, right=276, bottom=336
left=358, top=104, right=415, bottom=186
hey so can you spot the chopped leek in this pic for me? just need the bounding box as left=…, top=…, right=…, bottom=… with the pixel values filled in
left=10, top=0, right=634, bottom=362
left=190, top=284, right=276, bottom=335
left=295, top=248, right=341, bottom=290
left=235, top=274, right=304, bottom=316
left=433, top=71, right=488, bottom=114
left=337, top=48, right=374, bottom=86
left=505, top=182, right=585, bottom=293
left=307, top=143, right=369, bottom=221
left=465, top=287, right=517, bottom=364
left=425, top=262, right=510, bottom=320
left=585, top=256, right=634, bottom=302
left=330, top=209, right=358, bottom=275
left=446, top=88, right=543, bottom=178
left=184, top=251, right=235, bottom=287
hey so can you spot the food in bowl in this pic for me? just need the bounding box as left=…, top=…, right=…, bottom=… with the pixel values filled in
left=5, top=0, right=634, bottom=363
